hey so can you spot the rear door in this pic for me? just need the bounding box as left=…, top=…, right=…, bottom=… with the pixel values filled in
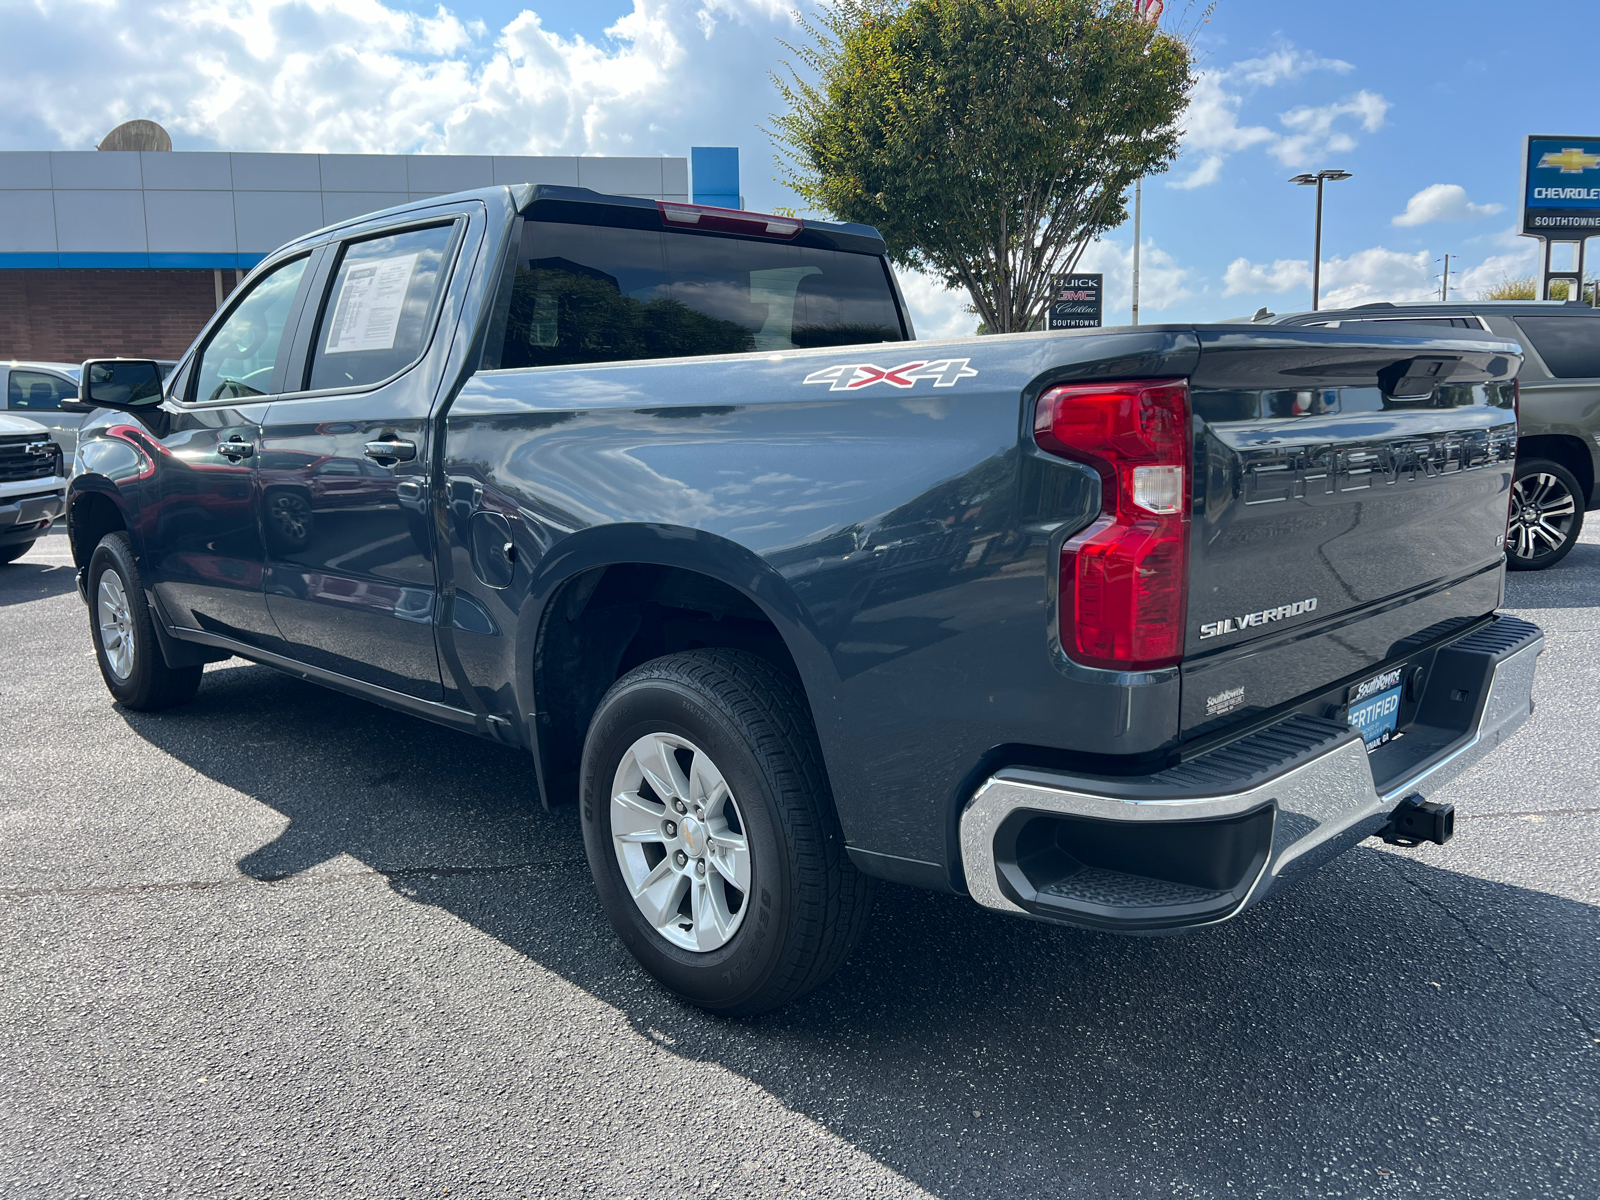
left=259, top=210, right=478, bottom=701
left=1180, top=327, right=1519, bottom=738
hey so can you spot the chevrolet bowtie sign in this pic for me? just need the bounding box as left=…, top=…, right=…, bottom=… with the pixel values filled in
left=1523, top=135, right=1600, bottom=235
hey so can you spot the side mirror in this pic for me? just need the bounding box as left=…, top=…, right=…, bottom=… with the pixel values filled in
left=76, top=359, right=166, bottom=412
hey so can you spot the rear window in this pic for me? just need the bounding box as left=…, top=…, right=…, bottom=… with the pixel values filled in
left=1514, top=316, right=1600, bottom=378
left=490, top=221, right=904, bottom=370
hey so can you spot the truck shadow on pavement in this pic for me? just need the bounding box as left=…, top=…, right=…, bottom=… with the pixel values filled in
left=120, top=662, right=1600, bottom=1199
left=0, top=558, right=80, bottom=607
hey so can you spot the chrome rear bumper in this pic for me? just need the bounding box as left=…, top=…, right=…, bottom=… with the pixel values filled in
left=960, top=616, right=1543, bottom=931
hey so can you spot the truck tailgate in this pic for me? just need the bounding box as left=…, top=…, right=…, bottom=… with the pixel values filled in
left=1180, top=327, right=1520, bottom=740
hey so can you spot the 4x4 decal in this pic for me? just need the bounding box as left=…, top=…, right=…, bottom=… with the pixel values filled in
left=802, top=358, right=978, bottom=391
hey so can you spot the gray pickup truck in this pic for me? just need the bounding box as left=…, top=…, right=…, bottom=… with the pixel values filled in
left=65, top=184, right=1542, bottom=1013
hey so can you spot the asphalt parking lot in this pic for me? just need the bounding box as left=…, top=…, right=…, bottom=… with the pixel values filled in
left=2, top=525, right=1596, bottom=1200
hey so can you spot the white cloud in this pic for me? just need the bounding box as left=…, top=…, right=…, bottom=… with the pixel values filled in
left=1228, top=47, right=1354, bottom=88
left=1079, top=237, right=1192, bottom=315
left=1224, top=247, right=1433, bottom=306
left=1170, top=44, right=1385, bottom=188
left=1448, top=243, right=1538, bottom=299
left=0, top=0, right=798, bottom=164
left=1223, top=257, right=1310, bottom=296
left=1316, top=247, right=1435, bottom=307
left=1219, top=241, right=1542, bottom=308
left=1392, top=183, right=1505, bottom=227
left=1271, top=90, right=1388, bottom=167
left=897, top=270, right=977, bottom=339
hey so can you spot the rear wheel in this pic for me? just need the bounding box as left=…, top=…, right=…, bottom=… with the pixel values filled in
left=1507, top=458, right=1583, bottom=571
left=87, top=532, right=203, bottom=710
left=580, top=649, right=873, bottom=1015
left=0, top=541, right=32, bottom=565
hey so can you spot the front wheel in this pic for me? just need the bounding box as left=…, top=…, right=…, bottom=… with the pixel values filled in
left=580, top=650, right=873, bottom=1015
left=87, top=532, right=203, bottom=710
left=1507, top=458, right=1584, bottom=571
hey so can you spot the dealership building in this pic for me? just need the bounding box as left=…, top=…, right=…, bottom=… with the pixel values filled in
left=0, top=133, right=742, bottom=363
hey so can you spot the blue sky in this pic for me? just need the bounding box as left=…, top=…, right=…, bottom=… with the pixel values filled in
left=1, top=0, right=1593, bottom=334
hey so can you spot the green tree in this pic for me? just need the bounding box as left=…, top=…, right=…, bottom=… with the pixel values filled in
left=1477, top=273, right=1596, bottom=303
left=772, top=0, right=1194, bottom=334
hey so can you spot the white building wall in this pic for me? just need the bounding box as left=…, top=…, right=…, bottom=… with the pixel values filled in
left=0, top=151, right=690, bottom=268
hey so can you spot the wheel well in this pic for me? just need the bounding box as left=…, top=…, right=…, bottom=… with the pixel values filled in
left=1518, top=434, right=1595, bottom=505
left=533, top=564, right=806, bottom=806
left=69, top=491, right=126, bottom=568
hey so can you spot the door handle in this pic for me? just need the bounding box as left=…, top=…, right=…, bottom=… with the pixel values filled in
left=364, top=440, right=416, bottom=464
left=219, top=439, right=254, bottom=459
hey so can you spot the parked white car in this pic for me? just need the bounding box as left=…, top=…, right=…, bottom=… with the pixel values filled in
left=4, top=360, right=176, bottom=457
left=0, top=411, right=67, bottom=564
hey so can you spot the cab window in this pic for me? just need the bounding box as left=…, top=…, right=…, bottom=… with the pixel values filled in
left=7, top=370, right=77, bottom=411
left=305, top=223, right=458, bottom=392
left=191, top=256, right=309, bottom=403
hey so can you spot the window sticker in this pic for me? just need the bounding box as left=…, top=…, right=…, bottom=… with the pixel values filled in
left=324, top=252, right=419, bottom=354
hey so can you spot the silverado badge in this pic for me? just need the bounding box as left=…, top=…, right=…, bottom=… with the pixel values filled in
left=1199, top=597, right=1319, bottom=641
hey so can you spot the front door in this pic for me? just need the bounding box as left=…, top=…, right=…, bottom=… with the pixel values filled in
left=5, top=368, right=82, bottom=456
left=259, top=220, right=465, bottom=702
left=144, top=253, right=313, bottom=648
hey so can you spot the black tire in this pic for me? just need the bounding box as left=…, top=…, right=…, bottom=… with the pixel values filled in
left=87, top=532, right=204, bottom=710
left=0, top=540, right=33, bottom=564
left=580, top=649, right=873, bottom=1016
left=1507, top=458, right=1584, bottom=571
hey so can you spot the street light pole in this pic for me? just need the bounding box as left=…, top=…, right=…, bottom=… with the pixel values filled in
left=1131, top=178, right=1141, bottom=326
left=1288, top=169, right=1353, bottom=311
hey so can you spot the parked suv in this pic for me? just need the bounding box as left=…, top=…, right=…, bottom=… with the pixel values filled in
left=1263, top=301, right=1600, bottom=570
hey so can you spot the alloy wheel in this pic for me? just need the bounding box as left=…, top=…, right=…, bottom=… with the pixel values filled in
left=1508, top=470, right=1577, bottom=563
left=610, top=732, right=752, bottom=952
left=96, top=571, right=135, bottom=681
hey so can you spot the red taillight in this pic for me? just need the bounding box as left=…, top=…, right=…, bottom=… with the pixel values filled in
left=1034, top=379, right=1191, bottom=670
left=657, top=201, right=803, bottom=240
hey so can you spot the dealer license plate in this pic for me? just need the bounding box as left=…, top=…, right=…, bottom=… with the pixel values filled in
left=1347, top=667, right=1404, bottom=751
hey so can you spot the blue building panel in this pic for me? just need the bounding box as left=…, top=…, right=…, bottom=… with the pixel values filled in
left=57, top=252, right=152, bottom=267
left=691, top=147, right=740, bottom=209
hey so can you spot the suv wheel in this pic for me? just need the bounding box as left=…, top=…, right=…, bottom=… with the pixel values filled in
left=580, top=649, right=873, bottom=1015
left=0, top=540, right=33, bottom=565
left=1507, top=458, right=1584, bottom=571
left=87, top=532, right=204, bottom=710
